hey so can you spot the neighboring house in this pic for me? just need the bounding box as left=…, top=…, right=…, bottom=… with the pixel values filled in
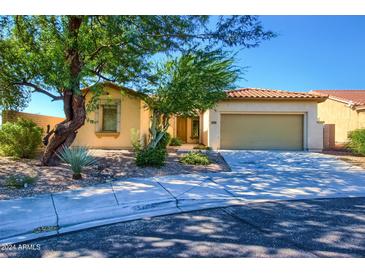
left=2, top=83, right=328, bottom=151
left=312, top=90, right=365, bottom=147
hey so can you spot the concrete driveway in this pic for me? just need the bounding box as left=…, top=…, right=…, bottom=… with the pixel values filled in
left=217, top=150, right=365, bottom=201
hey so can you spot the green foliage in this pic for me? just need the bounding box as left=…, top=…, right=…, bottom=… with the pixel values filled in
left=135, top=147, right=166, bottom=167
left=0, top=16, right=274, bottom=112
left=348, top=129, right=365, bottom=155
left=180, top=152, right=210, bottom=165
left=156, top=132, right=171, bottom=150
left=146, top=50, right=240, bottom=117
left=57, top=146, right=97, bottom=179
left=147, top=110, right=171, bottom=149
left=5, top=174, right=37, bottom=189
left=130, top=128, right=143, bottom=152
left=144, top=50, right=242, bottom=149
left=169, top=137, right=183, bottom=146
left=0, top=118, right=43, bottom=158
left=193, top=144, right=212, bottom=150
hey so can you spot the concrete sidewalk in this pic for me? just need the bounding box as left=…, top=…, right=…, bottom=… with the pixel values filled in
left=1, top=151, right=365, bottom=245
left=0, top=174, right=242, bottom=245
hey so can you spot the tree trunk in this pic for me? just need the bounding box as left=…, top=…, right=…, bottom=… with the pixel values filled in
left=41, top=16, right=85, bottom=166
left=41, top=93, right=86, bottom=165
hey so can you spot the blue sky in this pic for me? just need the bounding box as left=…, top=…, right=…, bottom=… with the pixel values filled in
left=24, top=15, right=365, bottom=118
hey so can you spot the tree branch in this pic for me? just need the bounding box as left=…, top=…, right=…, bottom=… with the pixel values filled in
left=14, top=81, right=63, bottom=101
left=87, top=41, right=127, bottom=61
left=89, top=70, right=116, bottom=82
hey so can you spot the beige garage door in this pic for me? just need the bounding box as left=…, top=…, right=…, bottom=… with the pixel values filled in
left=220, top=114, right=304, bottom=150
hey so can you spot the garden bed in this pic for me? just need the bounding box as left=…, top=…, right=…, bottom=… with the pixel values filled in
left=321, top=150, right=365, bottom=169
left=0, top=149, right=230, bottom=200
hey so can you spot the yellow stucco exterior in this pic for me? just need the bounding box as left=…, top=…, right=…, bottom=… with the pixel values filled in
left=72, top=85, right=150, bottom=149
left=5, top=83, right=325, bottom=151
left=72, top=84, right=194, bottom=149
left=203, top=99, right=324, bottom=151
left=317, top=99, right=365, bottom=144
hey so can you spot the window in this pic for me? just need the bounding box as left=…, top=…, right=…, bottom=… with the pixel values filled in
left=102, top=104, right=118, bottom=132
left=191, top=117, right=199, bottom=139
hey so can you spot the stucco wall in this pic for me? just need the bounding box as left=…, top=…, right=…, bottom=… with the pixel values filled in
left=2, top=110, right=64, bottom=137
left=139, top=102, right=151, bottom=146
left=317, top=99, right=365, bottom=144
left=202, top=110, right=210, bottom=146
left=72, top=86, right=146, bottom=149
left=205, top=100, right=324, bottom=151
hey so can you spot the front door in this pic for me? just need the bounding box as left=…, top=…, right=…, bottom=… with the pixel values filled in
left=176, top=117, right=187, bottom=142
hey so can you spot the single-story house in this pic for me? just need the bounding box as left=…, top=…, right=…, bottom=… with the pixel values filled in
left=72, top=83, right=327, bottom=151
left=312, top=90, right=365, bottom=148
left=2, top=83, right=328, bottom=151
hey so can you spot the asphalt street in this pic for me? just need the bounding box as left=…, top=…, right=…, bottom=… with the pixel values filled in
left=1, top=197, right=365, bottom=258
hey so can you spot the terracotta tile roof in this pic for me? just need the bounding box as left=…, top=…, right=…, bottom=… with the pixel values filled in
left=311, top=90, right=365, bottom=107
left=226, top=88, right=327, bottom=101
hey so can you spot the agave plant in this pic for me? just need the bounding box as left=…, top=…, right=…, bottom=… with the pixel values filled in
left=57, top=146, right=97, bottom=180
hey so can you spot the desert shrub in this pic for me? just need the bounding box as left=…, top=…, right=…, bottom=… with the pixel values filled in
left=130, top=128, right=142, bottom=151
left=57, top=146, right=97, bottom=179
left=5, top=174, right=37, bottom=189
left=180, top=152, right=210, bottom=165
left=169, top=137, right=182, bottom=146
left=156, top=132, right=171, bottom=150
left=348, top=129, right=365, bottom=155
left=0, top=118, right=43, bottom=158
left=136, top=147, right=166, bottom=167
left=193, top=144, right=212, bottom=150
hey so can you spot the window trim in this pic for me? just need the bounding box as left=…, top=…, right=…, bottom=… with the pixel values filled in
left=101, top=104, right=118, bottom=132
left=95, top=99, right=121, bottom=134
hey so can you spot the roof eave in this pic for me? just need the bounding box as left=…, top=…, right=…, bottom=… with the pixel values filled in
left=355, top=105, right=365, bottom=111
left=224, top=97, right=327, bottom=103
left=81, top=81, right=147, bottom=101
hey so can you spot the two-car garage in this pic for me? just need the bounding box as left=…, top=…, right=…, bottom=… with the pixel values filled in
left=220, top=113, right=304, bottom=150
left=201, top=88, right=327, bottom=151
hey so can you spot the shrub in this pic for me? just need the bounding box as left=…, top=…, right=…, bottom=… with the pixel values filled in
left=169, top=137, right=182, bottom=146
left=0, top=118, right=43, bottom=158
left=57, top=146, right=97, bottom=179
left=5, top=174, right=37, bottom=189
left=136, top=147, right=166, bottom=167
left=130, top=128, right=142, bottom=151
left=193, top=144, right=212, bottom=150
left=180, top=152, right=210, bottom=165
left=156, top=132, right=171, bottom=150
left=348, top=129, right=365, bottom=155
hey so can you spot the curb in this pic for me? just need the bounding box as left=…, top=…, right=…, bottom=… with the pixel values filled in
left=0, top=196, right=246, bottom=245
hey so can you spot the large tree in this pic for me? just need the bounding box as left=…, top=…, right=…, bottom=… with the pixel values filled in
left=143, top=49, right=240, bottom=149
left=0, top=16, right=274, bottom=165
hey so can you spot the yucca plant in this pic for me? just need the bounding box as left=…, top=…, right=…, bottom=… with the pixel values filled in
left=57, top=146, right=97, bottom=180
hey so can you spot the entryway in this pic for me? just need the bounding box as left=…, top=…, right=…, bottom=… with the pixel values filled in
left=176, top=117, right=187, bottom=142
left=176, top=116, right=200, bottom=144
